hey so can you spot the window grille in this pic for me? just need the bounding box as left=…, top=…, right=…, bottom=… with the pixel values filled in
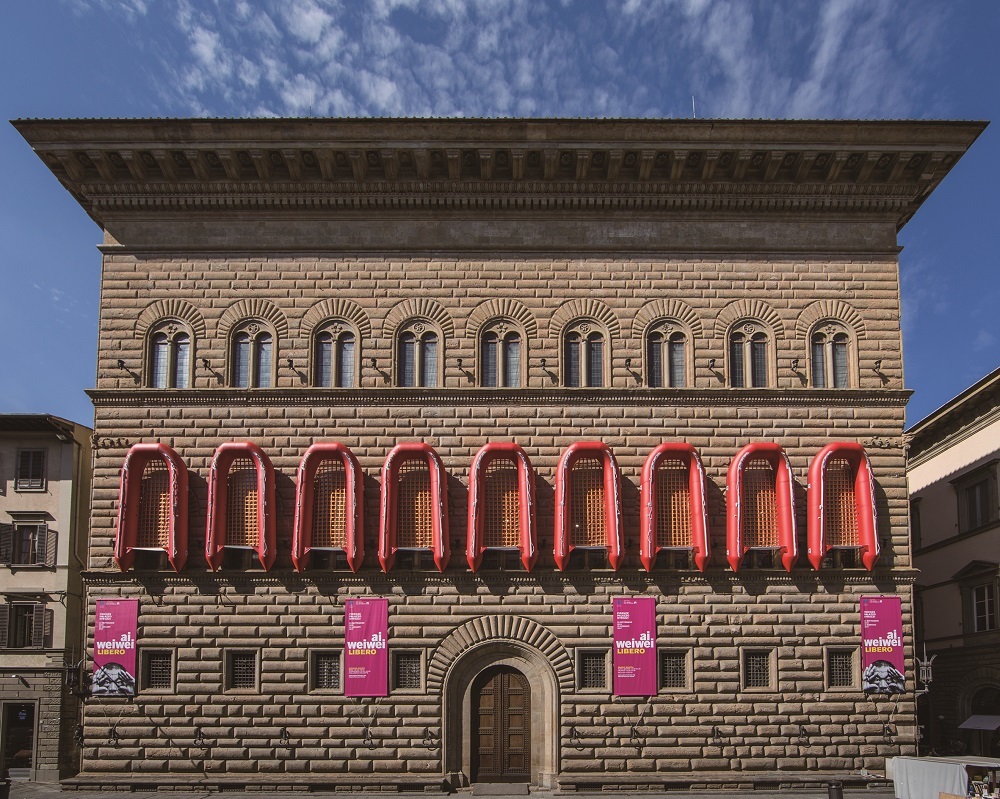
left=742, top=459, right=778, bottom=548
left=234, top=333, right=251, bottom=388
left=313, top=652, right=340, bottom=690
left=483, top=458, right=521, bottom=548
left=743, top=650, right=771, bottom=689
left=420, top=333, right=437, bottom=387
left=137, top=460, right=171, bottom=548
left=579, top=651, right=606, bottom=689
left=396, top=459, right=433, bottom=548
left=571, top=458, right=606, bottom=547
left=315, top=332, right=333, bottom=387
left=660, top=651, right=687, bottom=689
left=481, top=333, right=498, bottom=388
left=16, top=450, right=45, bottom=491
left=586, top=334, right=604, bottom=387
left=311, top=460, right=347, bottom=549
left=226, top=458, right=259, bottom=547
left=151, top=333, right=169, bottom=388
left=503, top=334, right=520, bottom=388
left=750, top=334, right=768, bottom=387
left=656, top=458, right=692, bottom=548
left=668, top=334, right=686, bottom=387
left=227, top=652, right=257, bottom=690
left=174, top=334, right=190, bottom=388
left=832, top=334, right=849, bottom=387
left=811, top=335, right=826, bottom=388
left=394, top=652, right=422, bottom=690
left=647, top=332, right=664, bottom=387
left=565, top=332, right=581, bottom=387
left=143, top=651, right=173, bottom=690
left=729, top=333, right=746, bottom=387
left=823, top=458, right=858, bottom=547
left=827, top=650, right=854, bottom=688
left=337, top=333, right=355, bottom=388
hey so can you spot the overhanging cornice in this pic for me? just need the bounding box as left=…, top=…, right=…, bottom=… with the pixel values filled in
left=12, top=117, right=987, bottom=231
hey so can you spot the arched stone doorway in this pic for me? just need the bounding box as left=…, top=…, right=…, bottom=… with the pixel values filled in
left=430, top=616, right=573, bottom=788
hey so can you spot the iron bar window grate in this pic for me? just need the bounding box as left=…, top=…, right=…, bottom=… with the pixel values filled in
left=827, top=650, right=854, bottom=688
left=743, top=650, right=771, bottom=689
left=660, top=651, right=687, bottom=689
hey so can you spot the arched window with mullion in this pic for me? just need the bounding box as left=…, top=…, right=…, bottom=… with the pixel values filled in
left=729, top=324, right=771, bottom=388
left=315, top=327, right=357, bottom=388
left=397, top=326, right=439, bottom=388
left=810, top=324, right=853, bottom=388
left=231, top=323, right=274, bottom=388
left=149, top=326, right=191, bottom=389
left=647, top=327, right=688, bottom=388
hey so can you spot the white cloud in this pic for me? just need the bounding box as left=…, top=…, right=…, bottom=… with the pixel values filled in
left=86, top=0, right=947, bottom=121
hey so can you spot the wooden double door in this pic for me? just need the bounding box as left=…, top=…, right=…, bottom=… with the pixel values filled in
left=472, top=666, right=531, bottom=783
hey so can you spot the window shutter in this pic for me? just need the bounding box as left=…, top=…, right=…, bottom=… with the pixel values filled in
left=0, top=607, right=8, bottom=648
left=31, top=603, right=47, bottom=648
left=0, top=523, right=13, bottom=563
left=43, top=525, right=57, bottom=567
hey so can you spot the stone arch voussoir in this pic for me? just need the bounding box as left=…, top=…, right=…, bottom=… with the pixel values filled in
left=465, top=298, right=538, bottom=338
left=427, top=615, right=574, bottom=695
left=135, top=299, right=207, bottom=339
left=714, top=298, right=785, bottom=339
left=301, top=298, right=372, bottom=339
left=382, top=298, right=455, bottom=339
left=217, top=298, right=289, bottom=339
left=632, top=298, right=704, bottom=338
left=795, top=300, right=867, bottom=340
left=548, top=298, right=620, bottom=338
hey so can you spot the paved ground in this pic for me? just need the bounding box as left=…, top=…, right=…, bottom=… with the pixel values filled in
left=5, top=782, right=899, bottom=799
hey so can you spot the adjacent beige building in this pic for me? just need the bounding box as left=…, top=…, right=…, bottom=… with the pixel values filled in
left=14, top=117, right=985, bottom=790
left=0, top=414, right=91, bottom=781
left=909, top=367, right=1000, bottom=757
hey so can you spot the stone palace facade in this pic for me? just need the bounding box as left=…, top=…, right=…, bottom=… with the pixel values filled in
left=14, top=117, right=984, bottom=790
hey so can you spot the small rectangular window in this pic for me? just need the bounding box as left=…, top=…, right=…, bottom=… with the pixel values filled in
left=393, top=651, right=423, bottom=690
left=142, top=650, right=174, bottom=691
left=16, top=450, right=46, bottom=491
left=974, top=583, right=997, bottom=632
left=827, top=649, right=855, bottom=689
left=659, top=650, right=688, bottom=690
left=742, top=649, right=772, bottom=690
left=578, top=650, right=607, bottom=690
left=954, top=465, right=998, bottom=533
left=311, top=651, right=341, bottom=690
left=226, top=651, right=258, bottom=690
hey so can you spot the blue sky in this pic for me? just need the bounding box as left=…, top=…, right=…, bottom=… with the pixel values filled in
left=1, top=0, right=997, bottom=427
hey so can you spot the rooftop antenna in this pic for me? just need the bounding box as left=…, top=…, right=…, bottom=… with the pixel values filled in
left=692, top=96, right=697, bottom=119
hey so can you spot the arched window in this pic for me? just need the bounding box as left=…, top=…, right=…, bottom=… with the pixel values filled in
left=646, top=324, right=688, bottom=388
left=314, top=322, right=358, bottom=388
left=397, top=322, right=440, bottom=387
left=479, top=320, right=524, bottom=388
left=467, top=443, right=537, bottom=571
left=729, top=322, right=771, bottom=388
left=231, top=321, right=275, bottom=388
left=810, top=322, right=853, bottom=388
left=148, top=322, right=192, bottom=388
left=726, top=443, right=797, bottom=572
left=563, top=322, right=608, bottom=388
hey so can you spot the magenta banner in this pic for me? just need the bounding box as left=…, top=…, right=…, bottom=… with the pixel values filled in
left=860, top=595, right=905, bottom=695
left=613, top=596, right=657, bottom=696
left=344, top=598, right=388, bottom=697
left=93, top=599, right=139, bottom=697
